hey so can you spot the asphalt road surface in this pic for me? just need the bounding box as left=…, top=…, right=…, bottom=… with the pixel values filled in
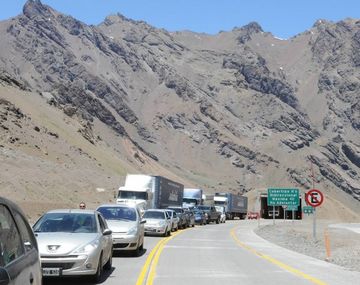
left=43, top=220, right=360, bottom=285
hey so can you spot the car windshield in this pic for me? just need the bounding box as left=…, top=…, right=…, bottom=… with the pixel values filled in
left=143, top=211, right=165, bottom=219
left=118, top=191, right=147, bottom=200
left=98, top=206, right=137, bottom=221
left=33, top=213, right=97, bottom=233
left=215, top=206, right=224, bottom=213
left=197, top=206, right=210, bottom=211
left=168, top=208, right=183, bottom=213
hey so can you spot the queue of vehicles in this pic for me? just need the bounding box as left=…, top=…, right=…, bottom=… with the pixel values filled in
left=0, top=174, right=248, bottom=284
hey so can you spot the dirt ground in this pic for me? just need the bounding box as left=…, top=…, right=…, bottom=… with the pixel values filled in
left=255, top=217, right=360, bottom=272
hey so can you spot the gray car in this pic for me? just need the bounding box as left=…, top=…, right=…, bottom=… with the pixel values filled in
left=0, top=197, right=42, bottom=285
left=165, top=209, right=179, bottom=231
left=33, top=209, right=113, bottom=283
left=97, top=204, right=145, bottom=256
left=143, top=209, right=172, bottom=236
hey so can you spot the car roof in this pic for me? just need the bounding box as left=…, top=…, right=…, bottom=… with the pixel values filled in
left=145, top=209, right=167, bottom=212
left=0, top=196, right=26, bottom=217
left=97, top=204, right=138, bottom=209
left=45, top=209, right=97, bottom=215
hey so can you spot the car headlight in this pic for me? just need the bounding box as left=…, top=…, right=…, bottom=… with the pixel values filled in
left=158, top=221, right=166, bottom=227
left=127, top=226, right=138, bottom=235
left=72, top=239, right=99, bottom=254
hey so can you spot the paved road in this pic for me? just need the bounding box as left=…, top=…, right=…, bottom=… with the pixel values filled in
left=329, top=223, right=360, bottom=234
left=44, top=220, right=360, bottom=285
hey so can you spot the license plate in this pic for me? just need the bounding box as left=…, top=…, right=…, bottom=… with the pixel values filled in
left=42, top=268, right=61, bottom=276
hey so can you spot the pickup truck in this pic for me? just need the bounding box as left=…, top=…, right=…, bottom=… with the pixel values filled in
left=196, top=205, right=221, bottom=224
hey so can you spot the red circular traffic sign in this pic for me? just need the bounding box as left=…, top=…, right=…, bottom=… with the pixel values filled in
left=305, top=189, right=324, bottom=207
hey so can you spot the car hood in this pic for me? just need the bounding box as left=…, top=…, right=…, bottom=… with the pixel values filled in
left=36, top=232, right=99, bottom=255
left=144, top=218, right=165, bottom=225
left=106, top=220, right=137, bottom=233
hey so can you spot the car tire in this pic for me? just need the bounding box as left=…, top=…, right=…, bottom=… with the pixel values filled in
left=216, top=218, right=220, bottom=224
left=104, top=250, right=112, bottom=271
left=92, top=252, right=103, bottom=283
left=163, top=228, right=168, bottom=237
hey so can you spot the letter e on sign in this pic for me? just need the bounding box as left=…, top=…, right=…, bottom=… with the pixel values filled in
left=305, top=189, right=324, bottom=207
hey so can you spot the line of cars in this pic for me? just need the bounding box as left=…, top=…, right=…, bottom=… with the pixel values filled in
left=0, top=197, right=227, bottom=284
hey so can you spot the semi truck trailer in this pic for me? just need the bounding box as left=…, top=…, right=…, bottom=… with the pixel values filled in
left=117, top=174, right=184, bottom=213
left=214, top=193, right=248, bottom=219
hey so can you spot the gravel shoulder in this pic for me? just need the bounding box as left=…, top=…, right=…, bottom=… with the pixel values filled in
left=254, top=218, right=360, bottom=272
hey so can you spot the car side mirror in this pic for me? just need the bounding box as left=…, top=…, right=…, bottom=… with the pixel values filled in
left=103, top=229, right=112, bottom=236
left=24, top=241, right=33, bottom=252
left=0, top=267, right=10, bottom=285
left=140, top=220, right=146, bottom=224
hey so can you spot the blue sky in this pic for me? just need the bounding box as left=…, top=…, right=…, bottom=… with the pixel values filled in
left=0, top=0, right=359, bottom=39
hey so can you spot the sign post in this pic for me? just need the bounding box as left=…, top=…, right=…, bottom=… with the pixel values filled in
left=305, top=189, right=324, bottom=239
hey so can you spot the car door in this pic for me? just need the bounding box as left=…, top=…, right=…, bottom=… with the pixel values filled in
left=0, top=203, right=39, bottom=285
left=97, top=214, right=112, bottom=265
left=137, top=208, right=145, bottom=241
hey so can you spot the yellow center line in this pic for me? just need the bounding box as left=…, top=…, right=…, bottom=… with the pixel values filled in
left=136, top=229, right=185, bottom=285
left=230, top=227, right=327, bottom=285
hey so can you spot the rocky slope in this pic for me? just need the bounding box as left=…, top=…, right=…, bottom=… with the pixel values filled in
left=0, top=0, right=359, bottom=219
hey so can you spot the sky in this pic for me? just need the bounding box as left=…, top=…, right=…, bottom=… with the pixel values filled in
left=0, top=0, right=359, bottom=39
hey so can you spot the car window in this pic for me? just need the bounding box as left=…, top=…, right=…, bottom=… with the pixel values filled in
left=33, top=213, right=97, bottom=233
left=97, top=206, right=137, bottom=221
left=143, top=211, right=165, bottom=219
left=0, top=204, right=25, bottom=266
left=13, top=210, right=37, bottom=252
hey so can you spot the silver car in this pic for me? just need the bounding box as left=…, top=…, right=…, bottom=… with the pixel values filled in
left=33, top=209, right=113, bottom=283
left=143, top=209, right=172, bottom=237
left=97, top=204, right=145, bottom=256
left=165, top=209, right=179, bottom=231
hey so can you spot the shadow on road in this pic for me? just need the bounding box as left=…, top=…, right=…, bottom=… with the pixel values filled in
left=112, top=248, right=147, bottom=258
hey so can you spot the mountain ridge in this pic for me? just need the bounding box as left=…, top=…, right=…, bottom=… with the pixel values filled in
left=0, top=0, right=359, bottom=219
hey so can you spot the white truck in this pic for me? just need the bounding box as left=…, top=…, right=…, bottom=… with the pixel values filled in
left=182, top=188, right=203, bottom=207
left=214, top=193, right=248, bottom=219
left=116, top=174, right=184, bottom=214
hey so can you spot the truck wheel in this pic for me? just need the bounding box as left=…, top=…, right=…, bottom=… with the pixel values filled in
left=216, top=217, right=220, bottom=224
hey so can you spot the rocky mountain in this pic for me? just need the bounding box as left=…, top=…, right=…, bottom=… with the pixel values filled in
left=0, top=0, right=359, bottom=219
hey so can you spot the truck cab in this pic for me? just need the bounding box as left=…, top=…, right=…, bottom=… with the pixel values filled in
left=116, top=188, right=152, bottom=215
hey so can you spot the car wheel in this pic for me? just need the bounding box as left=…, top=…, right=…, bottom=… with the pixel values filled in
left=216, top=218, right=220, bottom=224
left=104, top=250, right=112, bottom=271
left=92, top=252, right=103, bottom=283
left=168, top=228, right=171, bottom=236
left=163, top=228, right=168, bottom=237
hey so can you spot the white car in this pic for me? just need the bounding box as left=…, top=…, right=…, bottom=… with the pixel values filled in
left=215, top=206, right=226, bottom=223
left=97, top=204, right=145, bottom=256
left=143, top=209, right=172, bottom=236
left=33, top=209, right=113, bottom=283
left=165, top=209, right=179, bottom=231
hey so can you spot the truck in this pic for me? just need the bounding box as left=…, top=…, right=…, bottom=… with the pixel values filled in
left=182, top=188, right=203, bottom=207
left=117, top=174, right=184, bottom=214
left=201, top=194, right=215, bottom=206
left=214, top=193, right=248, bottom=220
